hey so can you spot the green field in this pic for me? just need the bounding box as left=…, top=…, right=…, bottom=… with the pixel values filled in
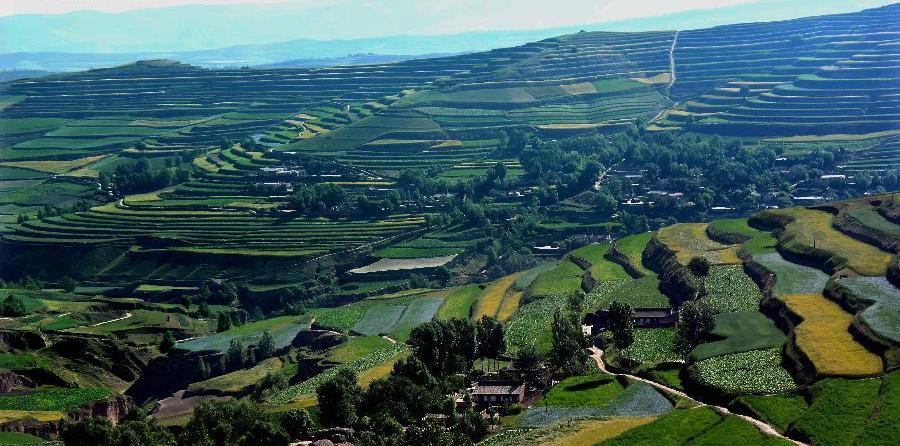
left=614, top=232, right=656, bottom=276
left=701, top=265, right=763, bottom=313
left=0, top=387, right=111, bottom=412
left=569, top=243, right=631, bottom=281
left=690, top=312, right=786, bottom=361
left=690, top=348, right=796, bottom=395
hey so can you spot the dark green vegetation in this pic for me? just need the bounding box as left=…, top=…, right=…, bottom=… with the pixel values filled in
left=0, top=4, right=899, bottom=446
left=597, top=407, right=793, bottom=446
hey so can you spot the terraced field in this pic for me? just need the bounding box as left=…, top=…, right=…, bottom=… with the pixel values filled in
left=659, top=4, right=900, bottom=145
left=782, top=293, right=883, bottom=377
left=657, top=223, right=741, bottom=266
left=832, top=277, right=900, bottom=344
left=758, top=208, right=893, bottom=276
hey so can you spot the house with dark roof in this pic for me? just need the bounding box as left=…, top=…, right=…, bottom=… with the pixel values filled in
left=586, top=307, right=678, bottom=335
left=471, top=381, right=525, bottom=406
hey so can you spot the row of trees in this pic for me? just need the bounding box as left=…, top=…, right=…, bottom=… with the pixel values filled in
left=312, top=317, right=507, bottom=444
left=62, top=403, right=312, bottom=446
left=99, top=158, right=190, bottom=196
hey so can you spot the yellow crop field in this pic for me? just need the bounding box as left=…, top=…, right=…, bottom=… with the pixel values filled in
left=0, top=410, right=66, bottom=423
left=543, top=417, right=657, bottom=446
left=358, top=351, right=408, bottom=387
left=783, top=293, right=883, bottom=377
left=774, top=208, right=892, bottom=276
left=657, top=223, right=741, bottom=265
left=473, top=273, right=521, bottom=320
left=496, top=291, right=523, bottom=322
left=0, top=154, right=108, bottom=174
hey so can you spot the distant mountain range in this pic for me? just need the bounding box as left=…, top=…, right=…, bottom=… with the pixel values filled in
left=0, top=30, right=561, bottom=72
left=1, top=0, right=895, bottom=74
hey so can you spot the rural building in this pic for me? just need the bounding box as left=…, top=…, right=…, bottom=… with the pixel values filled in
left=586, top=307, right=678, bottom=335
left=471, top=382, right=525, bottom=406
left=633, top=308, right=678, bottom=328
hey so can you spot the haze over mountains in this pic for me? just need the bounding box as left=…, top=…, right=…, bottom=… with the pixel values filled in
left=1, top=0, right=895, bottom=72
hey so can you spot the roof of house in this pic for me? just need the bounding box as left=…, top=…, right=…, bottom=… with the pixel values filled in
left=634, top=308, right=674, bottom=318
left=472, top=384, right=525, bottom=395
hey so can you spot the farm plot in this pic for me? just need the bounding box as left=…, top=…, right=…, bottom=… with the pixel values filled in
left=506, top=281, right=627, bottom=353
left=762, top=208, right=893, bottom=276
left=188, top=357, right=283, bottom=396
left=352, top=305, right=405, bottom=336
left=348, top=255, right=456, bottom=274
left=690, top=312, right=786, bottom=361
left=267, top=343, right=406, bottom=406
left=327, top=336, right=392, bottom=363
left=754, top=252, right=829, bottom=296
left=707, top=218, right=777, bottom=256
left=736, top=370, right=900, bottom=443
left=482, top=417, right=657, bottom=446
left=596, top=406, right=794, bottom=446
left=526, top=259, right=585, bottom=298
left=613, top=232, right=656, bottom=277
left=834, top=276, right=900, bottom=344
left=569, top=243, right=631, bottom=281
left=473, top=272, right=522, bottom=320
left=734, top=393, right=810, bottom=433
left=657, top=223, right=741, bottom=266
left=847, top=208, right=900, bottom=238
left=0, top=387, right=111, bottom=412
left=592, top=276, right=669, bottom=309
left=520, top=376, right=672, bottom=427
left=689, top=348, right=796, bottom=395
left=617, top=328, right=680, bottom=365
left=350, top=295, right=444, bottom=337
left=790, top=377, right=882, bottom=446
left=701, top=265, right=764, bottom=313
left=782, top=293, right=883, bottom=377
left=437, top=285, right=481, bottom=320
left=176, top=316, right=309, bottom=354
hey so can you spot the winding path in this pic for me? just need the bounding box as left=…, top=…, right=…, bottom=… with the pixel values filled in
left=91, top=312, right=133, bottom=327
left=588, top=346, right=805, bottom=446
left=668, top=30, right=679, bottom=90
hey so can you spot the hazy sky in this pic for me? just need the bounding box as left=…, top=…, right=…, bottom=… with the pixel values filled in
left=1, top=0, right=893, bottom=54
left=1, top=0, right=760, bottom=19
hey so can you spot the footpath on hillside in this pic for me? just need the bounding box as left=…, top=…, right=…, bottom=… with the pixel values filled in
left=587, top=345, right=806, bottom=446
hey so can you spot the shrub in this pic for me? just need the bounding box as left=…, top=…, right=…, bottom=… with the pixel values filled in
left=689, top=257, right=711, bottom=276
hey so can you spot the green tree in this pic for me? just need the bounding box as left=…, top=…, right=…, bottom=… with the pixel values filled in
left=198, top=301, right=212, bottom=318
left=256, top=330, right=275, bottom=360
left=277, top=409, right=313, bottom=440
left=688, top=256, right=711, bottom=276
left=226, top=340, right=245, bottom=370
left=217, top=312, right=232, bottom=332
left=111, top=415, right=175, bottom=446
left=198, top=358, right=211, bottom=379
left=316, top=368, right=362, bottom=427
left=159, top=331, right=176, bottom=353
left=514, top=343, right=543, bottom=386
left=61, top=417, right=113, bottom=446
left=476, top=316, right=505, bottom=359
left=607, top=301, right=635, bottom=348
left=0, top=295, right=28, bottom=317
left=408, top=318, right=478, bottom=377
left=550, top=299, right=591, bottom=376
left=674, top=300, right=715, bottom=355
left=60, top=276, right=77, bottom=292
left=181, top=399, right=288, bottom=446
